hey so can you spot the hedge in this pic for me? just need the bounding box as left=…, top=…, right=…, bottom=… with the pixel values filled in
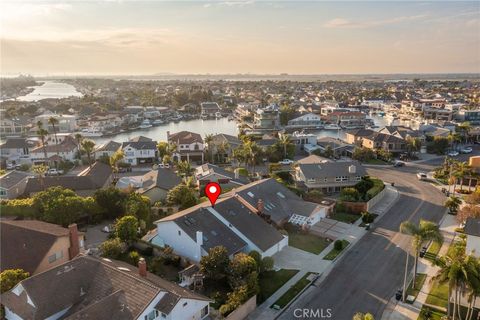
left=0, top=199, right=37, bottom=218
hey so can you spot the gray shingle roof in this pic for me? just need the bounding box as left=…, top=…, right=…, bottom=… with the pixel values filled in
left=0, top=170, right=32, bottom=189
left=1, top=256, right=209, bottom=320
left=196, top=163, right=248, bottom=185
left=138, top=168, right=182, bottom=193
left=0, top=138, right=29, bottom=149
left=298, top=161, right=366, bottom=180
left=465, top=218, right=480, bottom=237
left=212, top=197, right=285, bottom=251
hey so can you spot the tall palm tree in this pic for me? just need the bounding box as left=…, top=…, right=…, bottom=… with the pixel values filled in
left=109, top=150, right=124, bottom=180
left=204, top=134, right=214, bottom=163
left=458, top=121, right=472, bottom=144
left=217, top=141, right=230, bottom=163
left=32, top=164, right=48, bottom=191
left=74, top=133, right=83, bottom=159
left=36, top=121, right=49, bottom=166
left=400, top=219, right=443, bottom=288
left=455, top=162, right=472, bottom=192
left=279, top=134, right=291, bottom=159
left=81, top=139, right=96, bottom=168
left=48, top=117, right=60, bottom=168
left=433, top=244, right=479, bottom=320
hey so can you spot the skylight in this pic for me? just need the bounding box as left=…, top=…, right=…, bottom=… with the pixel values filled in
left=276, top=192, right=285, bottom=199
left=247, top=191, right=255, bottom=198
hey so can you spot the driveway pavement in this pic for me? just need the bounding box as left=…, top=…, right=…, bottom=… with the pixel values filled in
left=310, top=218, right=351, bottom=240
left=273, top=246, right=331, bottom=272
left=84, top=221, right=113, bottom=249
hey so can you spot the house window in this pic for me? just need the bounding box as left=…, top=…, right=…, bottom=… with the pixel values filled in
left=178, top=230, right=181, bottom=236
left=0, top=189, right=6, bottom=196
left=201, top=305, right=209, bottom=317
left=48, top=251, right=63, bottom=263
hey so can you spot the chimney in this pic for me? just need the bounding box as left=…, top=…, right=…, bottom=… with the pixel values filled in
left=257, top=199, right=264, bottom=214
left=138, top=258, right=147, bottom=277
left=196, top=231, right=203, bottom=246
left=68, top=224, right=80, bottom=260
left=348, top=165, right=356, bottom=174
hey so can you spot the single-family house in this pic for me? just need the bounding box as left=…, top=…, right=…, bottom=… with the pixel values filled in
left=29, top=136, right=78, bottom=164
left=1, top=255, right=210, bottom=320
left=0, top=170, right=33, bottom=199
left=465, top=217, right=480, bottom=258
left=168, top=131, right=204, bottom=163
left=122, top=136, right=158, bottom=166
left=195, top=164, right=248, bottom=190
left=0, top=221, right=84, bottom=275
left=94, top=140, right=122, bottom=159
left=294, top=161, right=367, bottom=193
left=200, top=102, right=221, bottom=118
left=0, top=138, right=30, bottom=165
left=136, top=168, right=182, bottom=203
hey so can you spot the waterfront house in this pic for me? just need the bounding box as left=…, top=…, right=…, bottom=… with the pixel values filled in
left=294, top=161, right=367, bottom=193
left=287, top=113, right=323, bottom=127
left=286, top=132, right=318, bottom=153
left=315, top=137, right=355, bottom=157
left=0, top=138, right=31, bottom=165
left=200, top=102, right=221, bottom=118
left=345, top=129, right=407, bottom=154
left=1, top=255, right=210, bottom=320
left=122, top=136, right=158, bottom=166
left=0, top=170, right=33, bottom=199
left=210, top=133, right=241, bottom=162
left=0, top=111, right=30, bottom=136
left=253, top=105, right=280, bottom=131
left=34, top=114, right=77, bottom=133
left=325, top=111, right=367, bottom=128
left=0, top=221, right=84, bottom=275
left=29, top=135, right=78, bottom=164
left=94, top=140, right=122, bottom=159
left=167, top=131, right=204, bottom=163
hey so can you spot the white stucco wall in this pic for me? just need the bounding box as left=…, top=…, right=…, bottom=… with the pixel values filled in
left=466, top=234, right=480, bottom=257
left=154, top=221, right=202, bottom=262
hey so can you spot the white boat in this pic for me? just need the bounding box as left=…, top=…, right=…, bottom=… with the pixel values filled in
left=152, top=119, right=164, bottom=125
left=324, top=124, right=341, bottom=130
left=78, top=128, right=103, bottom=137
left=139, top=120, right=153, bottom=129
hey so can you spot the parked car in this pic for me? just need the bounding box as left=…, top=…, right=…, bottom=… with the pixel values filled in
left=46, top=168, right=64, bottom=176
left=448, top=150, right=459, bottom=157
left=393, top=160, right=405, bottom=167
left=6, top=163, right=14, bottom=170
left=416, top=172, right=427, bottom=180
left=461, top=146, right=473, bottom=154
left=278, top=159, right=294, bottom=165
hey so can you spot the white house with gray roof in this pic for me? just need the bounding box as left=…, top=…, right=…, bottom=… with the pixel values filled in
left=294, top=161, right=367, bottom=193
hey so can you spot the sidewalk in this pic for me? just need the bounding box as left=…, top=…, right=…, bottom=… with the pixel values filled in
left=250, top=185, right=400, bottom=320
left=381, top=214, right=457, bottom=320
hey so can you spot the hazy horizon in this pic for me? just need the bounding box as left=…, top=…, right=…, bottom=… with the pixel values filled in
left=1, top=1, right=479, bottom=75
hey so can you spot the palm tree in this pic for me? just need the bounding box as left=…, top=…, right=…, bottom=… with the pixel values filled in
left=109, top=150, right=124, bottom=180
left=204, top=134, right=214, bottom=163
left=455, top=162, right=472, bottom=192
left=81, top=139, right=96, bottom=168
left=36, top=121, right=49, bottom=166
left=445, top=196, right=462, bottom=215
left=279, top=134, right=291, bottom=159
left=458, top=121, right=472, bottom=144
left=48, top=117, right=60, bottom=168
left=433, top=244, right=479, bottom=320
left=406, top=137, right=421, bottom=158
left=74, top=133, right=83, bottom=159
left=32, top=164, right=48, bottom=191
left=216, top=141, right=230, bottom=163
left=400, top=219, right=443, bottom=288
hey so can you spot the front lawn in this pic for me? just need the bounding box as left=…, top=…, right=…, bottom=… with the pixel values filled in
left=406, top=273, right=427, bottom=303
left=258, top=269, right=299, bottom=304
left=417, top=306, right=447, bottom=320
left=425, top=280, right=449, bottom=309
left=323, top=240, right=350, bottom=260
left=271, top=272, right=314, bottom=309
left=364, top=159, right=389, bottom=165
left=425, top=240, right=443, bottom=263
left=288, top=233, right=330, bottom=255
left=330, top=212, right=360, bottom=224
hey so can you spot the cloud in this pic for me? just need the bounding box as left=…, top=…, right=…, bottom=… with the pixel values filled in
left=202, top=1, right=255, bottom=8
left=324, top=15, right=427, bottom=29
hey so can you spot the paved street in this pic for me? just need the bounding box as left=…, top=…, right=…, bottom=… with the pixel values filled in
left=278, top=163, right=447, bottom=320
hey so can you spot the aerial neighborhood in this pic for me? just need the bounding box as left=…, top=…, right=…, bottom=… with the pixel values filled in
left=0, top=75, right=479, bottom=320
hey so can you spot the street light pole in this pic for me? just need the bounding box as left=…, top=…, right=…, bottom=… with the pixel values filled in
left=402, top=247, right=410, bottom=302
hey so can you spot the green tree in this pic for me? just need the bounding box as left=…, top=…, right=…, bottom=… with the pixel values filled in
left=81, top=139, right=96, bottom=168
left=48, top=116, right=60, bottom=162
left=74, top=133, right=83, bottom=159
left=205, top=134, right=214, bottom=163
left=109, top=150, right=124, bottom=180
left=115, top=215, right=139, bottom=244
left=177, top=160, right=193, bottom=178
left=100, top=238, right=123, bottom=259
left=157, top=141, right=169, bottom=159
left=31, top=164, right=48, bottom=191
left=279, top=104, right=296, bottom=125
left=352, top=312, right=374, bottom=320
left=278, top=135, right=292, bottom=159
left=0, top=269, right=29, bottom=293
left=200, top=246, right=230, bottom=280
left=125, top=193, right=151, bottom=222
left=406, top=137, right=421, bottom=158
left=445, top=196, right=462, bottom=215
left=324, top=144, right=334, bottom=158
left=260, top=257, right=274, bottom=273
left=228, top=253, right=257, bottom=289
left=400, top=219, right=443, bottom=288
left=93, top=187, right=127, bottom=219
left=166, top=184, right=198, bottom=209
left=36, top=121, right=49, bottom=165
left=352, top=147, right=375, bottom=162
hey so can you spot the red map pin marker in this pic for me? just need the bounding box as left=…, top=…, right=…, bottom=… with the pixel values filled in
left=205, top=182, right=221, bottom=207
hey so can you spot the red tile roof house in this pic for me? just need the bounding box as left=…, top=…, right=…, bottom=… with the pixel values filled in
left=0, top=220, right=85, bottom=275
left=1, top=256, right=211, bottom=320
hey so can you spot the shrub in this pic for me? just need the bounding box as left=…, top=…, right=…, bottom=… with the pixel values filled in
left=100, top=238, right=123, bottom=259
left=129, top=251, right=140, bottom=265
left=334, top=240, right=344, bottom=251
left=361, top=211, right=375, bottom=224
left=260, top=257, right=274, bottom=273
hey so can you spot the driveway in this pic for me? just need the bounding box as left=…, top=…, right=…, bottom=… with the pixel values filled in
left=310, top=218, right=351, bottom=240
left=272, top=246, right=330, bottom=272
left=84, top=221, right=113, bottom=249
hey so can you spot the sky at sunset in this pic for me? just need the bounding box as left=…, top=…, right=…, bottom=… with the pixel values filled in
left=1, top=1, right=479, bottom=75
